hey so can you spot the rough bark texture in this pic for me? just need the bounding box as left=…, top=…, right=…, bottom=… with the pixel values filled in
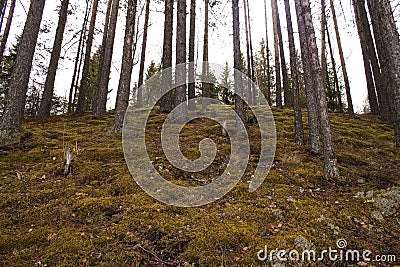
left=94, top=0, right=119, bottom=117
left=329, top=0, right=354, bottom=117
left=75, top=0, right=99, bottom=116
left=38, top=0, right=70, bottom=117
left=284, top=0, right=304, bottom=146
left=243, top=0, right=252, bottom=103
left=112, top=0, right=137, bottom=132
left=0, top=0, right=15, bottom=66
left=368, top=0, right=400, bottom=146
left=232, top=0, right=246, bottom=124
left=326, top=22, right=343, bottom=112
left=68, top=2, right=89, bottom=113
left=159, top=0, right=174, bottom=113
left=202, top=0, right=210, bottom=105
left=263, top=0, right=272, bottom=106
left=320, top=0, right=327, bottom=101
left=136, top=0, right=150, bottom=108
left=188, top=0, right=196, bottom=108
left=299, top=0, right=339, bottom=176
left=352, top=0, right=379, bottom=115
left=294, top=0, right=320, bottom=154
left=246, top=0, right=256, bottom=104
left=271, top=0, right=282, bottom=108
left=0, top=0, right=46, bottom=140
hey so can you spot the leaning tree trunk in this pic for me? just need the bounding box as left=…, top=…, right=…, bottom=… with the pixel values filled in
left=188, top=0, right=196, bottom=108
left=75, top=0, right=99, bottom=116
left=174, top=0, right=187, bottom=120
left=38, top=0, right=70, bottom=117
left=112, top=0, right=137, bottom=132
left=0, top=0, right=15, bottom=66
left=294, top=0, right=321, bottom=154
left=232, top=0, right=246, bottom=124
left=368, top=0, right=400, bottom=146
left=263, top=0, right=272, bottom=106
left=0, top=0, right=46, bottom=141
left=159, top=0, right=174, bottom=113
left=136, top=0, right=150, bottom=108
left=298, top=0, right=339, bottom=176
left=271, top=0, right=282, bottom=108
left=284, top=0, right=304, bottom=146
left=94, top=0, right=119, bottom=117
left=352, top=0, right=379, bottom=115
left=329, top=0, right=354, bottom=117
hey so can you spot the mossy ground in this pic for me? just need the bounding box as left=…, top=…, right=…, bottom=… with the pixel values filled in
left=0, top=109, right=399, bottom=266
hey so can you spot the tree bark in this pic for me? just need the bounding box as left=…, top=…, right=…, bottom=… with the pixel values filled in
left=94, top=0, right=119, bottom=117
left=75, top=0, right=99, bottom=116
left=232, top=0, right=246, bottom=124
left=298, top=0, right=339, bottom=176
left=159, top=0, right=174, bottom=113
left=284, top=0, right=304, bottom=146
left=136, top=0, right=150, bottom=108
left=113, top=0, right=137, bottom=132
left=263, top=0, right=272, bottom=106
left=352, top=0, right=379, bottom=115
left=294, top=0, right=320, bottom=154
left=0, top=0, right=15, bottom=66
left=202, top=0, right=210, bottom=108
left=271, top=0, right=282, bottom=108
left=329, top=0, right=354, bottom=117
left=188, top=0, right=196, bottom=108
left=38, top=0, right=70, bottom=117
left=243, top=0, right=252, bottom=103
left=0, top=0, right=46, bottom=140
left=246, top=0, right=256, bottom=104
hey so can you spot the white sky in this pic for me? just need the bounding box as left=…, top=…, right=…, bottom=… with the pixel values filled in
left=4, top=0, right=399, bottom=113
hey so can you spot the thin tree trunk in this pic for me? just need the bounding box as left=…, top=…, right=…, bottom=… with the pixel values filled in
left=368, top=0, right=400, bottom=146
left=188, top=0, right=196, bottom=108
left=263, top=0, right=272, bottom=106
left=321, top=0, right=327, bottom=97
left=298, top=0, right=339, bottom=176
left=159, top=0, right=174, bottom=113
left=232, top=0, right=246, bottom=124
left=174, top=0, right=187, bottom=119
left=0, top=0, right=7, bottom=32
left=271, top=0, right=282, bottom=108
left=38, top=0, right=70, bottom=117
left=352, top=0, right=379, bottom=115
left=246, top=0, right=256, bottom=104
left=202, top=0, right=210, bottom=109
left=295, top=0, right=320, bottom=154
left=0, top=0, right=46, bottom=140
left=136, top=0, right=150, bottom=108
left=112, top=0, right=137, bottom=132
left=243, top=0, right=253, bottom=103
left=0, top=0, right=15, bottom=66
left=329, top=0, right=354, bottom=117
left=0, top=0, right=5, bottom=19
left=75, top=0, right=99, bottom=116
left=284, top=0, right=304, bottom=146
left=94, top=0, right=119, bottom=117
left=325, top=21, right=343, bottom=112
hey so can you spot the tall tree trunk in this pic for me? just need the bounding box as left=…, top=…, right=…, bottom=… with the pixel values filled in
left=284, top=0, right=304, bottom=146
left=68, top=2, right=89, bottom=113
left=232, top=0, right=246, bottom=124
left=75, top=0, right=99, bottom=116
left=263, top=0, right=272, bottom=106
left=368, top=0, right=400, bottom=146
left=329, top=0, right=354, bottom=117
left=159, top=0, right=174, bottom=113
left=188, top=0, right=196, bottom=108
left=352, top=0, right=379, bottom=115
left=38, top=0, right=70, bottom=117
left=174, top=0, right=187, bottom=119
left=94, top=0, right=119, bottom=117
left=0, top=0, right=7, bottom=32
left=360, top=0, right=390, bottom=121
left=202, top=0, right=210, bottom=108
left=298, top=0, right=339, bottom=176
left=112, top=0, right=137, bottom=132
left=243, top=0, right=252, bottom=103
left=0, top=0, right=46, bottom=140
left=271, top=0, right=282, bottom=108
left=246, top=0, right=256, bottom=104
left=136, top=0, right=150, bottom=108
left=321, top=0, right=327, bottom=97
left=0, top=0, right=15, bottom=66
left=295, top=0, right=320, bottom=154
left=326, top=21, right=343, bottom=112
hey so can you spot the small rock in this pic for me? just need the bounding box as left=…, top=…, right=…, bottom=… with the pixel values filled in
left=371, top=210, right=384, bottom=221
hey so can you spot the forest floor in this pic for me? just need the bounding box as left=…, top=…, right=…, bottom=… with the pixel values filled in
left=0, top=108, right=399, bottom=266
